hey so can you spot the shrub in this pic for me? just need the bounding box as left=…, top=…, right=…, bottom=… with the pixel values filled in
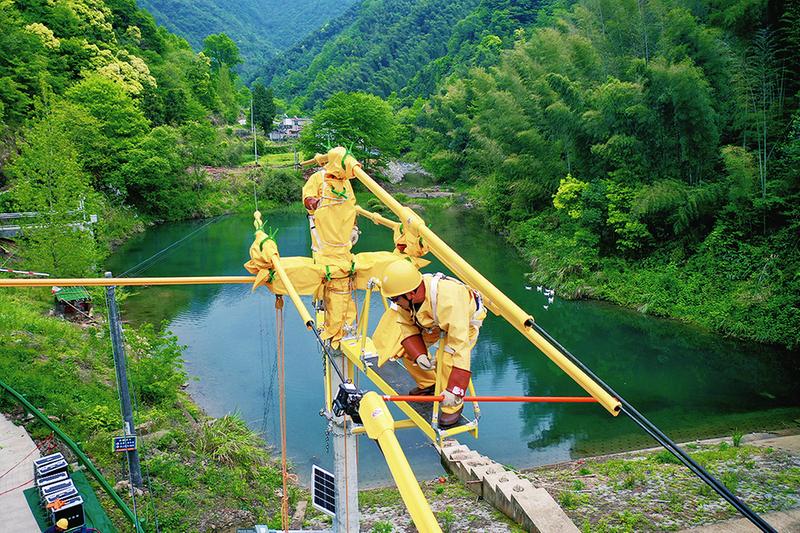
left=260, top=168, right=303, bottom=204
left=196, top=414, right=269, bottom=468
left=128, top=324, right=186, bottom=406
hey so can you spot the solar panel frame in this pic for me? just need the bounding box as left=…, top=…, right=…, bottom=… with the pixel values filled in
left=311, top=464, right=336, bottom=517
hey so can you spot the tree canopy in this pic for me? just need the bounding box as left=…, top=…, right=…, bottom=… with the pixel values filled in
left=299, top=91, right=399, bottom=166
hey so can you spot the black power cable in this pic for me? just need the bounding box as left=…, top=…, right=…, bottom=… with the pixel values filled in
left=308, top=321, right=347, bottom=384
left=530, top=322, right=777, bottom=533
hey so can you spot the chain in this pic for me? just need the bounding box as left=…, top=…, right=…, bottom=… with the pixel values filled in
left=325, top=422, right=332, bottom=454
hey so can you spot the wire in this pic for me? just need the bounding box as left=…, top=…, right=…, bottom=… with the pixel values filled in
left=0, top=433, right=54, bottom=481
left=530, top=322, right=777, bottom=533
left=310, top=327, right=346, bottom=383
left=0, top=477, right=33, bottom=497
left=119, top=216, right=225, bottom=278
left=118, top=309, right=161, bottom=533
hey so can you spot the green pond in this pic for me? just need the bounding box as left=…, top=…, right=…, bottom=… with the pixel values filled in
left=106, top=208, right=800, bottom=486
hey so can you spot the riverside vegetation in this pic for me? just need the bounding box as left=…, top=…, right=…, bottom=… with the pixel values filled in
left=268, top=0, right=800, bottom=349
left=0, top=287, right=305, bottom=530
left=0, top=0, right=305, bottom=529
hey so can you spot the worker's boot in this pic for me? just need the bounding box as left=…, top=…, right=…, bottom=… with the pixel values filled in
left=438, top=406, right=463, bottom=429
left=408, top=384, right=436, bottom=396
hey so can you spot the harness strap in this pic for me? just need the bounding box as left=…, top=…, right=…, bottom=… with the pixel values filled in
left=425, top=272, right=485, bottom=329
left=307, top=215, right=320, bottom=252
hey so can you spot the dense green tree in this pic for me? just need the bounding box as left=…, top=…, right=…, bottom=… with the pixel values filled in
left=251, top=82, right=276, bottom=134
left=261, top=0, right=554, bottom=108
left=299, top=92, right=399, bottom=166
left=7, top=107, right=98, bottom=276
left=203, top=32, right=241, bottom=71
left=64, top=75, right=149, bottom=194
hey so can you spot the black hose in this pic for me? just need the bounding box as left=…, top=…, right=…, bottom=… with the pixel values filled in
left=530, top=322, right=776, bottom=533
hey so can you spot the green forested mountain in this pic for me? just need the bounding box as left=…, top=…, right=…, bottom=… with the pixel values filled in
left=414, top=0, right=800, bottom=348
left=0, top=0, right=262, bottom=273
left=136, top=0, right=357, bottom=79
left=262, top=0, right=550, bottom=108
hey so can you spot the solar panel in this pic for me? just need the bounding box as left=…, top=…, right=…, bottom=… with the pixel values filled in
left=312, top=465, right=336, bottom=517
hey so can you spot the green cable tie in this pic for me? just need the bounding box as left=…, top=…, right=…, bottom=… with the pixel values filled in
left=258, top=227, right=280, bottom=250
left=325, top=265, right=332, bottom=281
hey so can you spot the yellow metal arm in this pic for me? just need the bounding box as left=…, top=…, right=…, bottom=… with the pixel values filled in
left=351, top=166, right=621, bottom=415
left=358, top=392, right=442, bottom=533
left=270, top=255, right=315, bottom=327
left=355, top=205, right=401, bottom=230
left=0, top=276, right=255, bottom=287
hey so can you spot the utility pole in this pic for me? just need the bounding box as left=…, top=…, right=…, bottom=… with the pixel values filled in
left=329, top=350, right=359, bottom=533
left=105, top=271, right=143, bottom=488
left=251, top=98, right=259, bottom=166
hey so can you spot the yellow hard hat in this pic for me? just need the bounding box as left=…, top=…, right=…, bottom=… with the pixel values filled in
left=56, top=518, right=69, bottom=529
left=381, top=260, right=422, bottom=298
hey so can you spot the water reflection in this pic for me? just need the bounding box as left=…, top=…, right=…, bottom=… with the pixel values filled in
left=106, top=209, right=800, bottom=485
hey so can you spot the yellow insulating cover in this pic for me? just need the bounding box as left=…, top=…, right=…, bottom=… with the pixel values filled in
left=244, top=231, right=279, bottom=289
left=373, top=307, right=405, bottom=366
left=352, top=251, right=430, bottom=290
left=303, top=170, right=357, bottom=262
left=264, top=257, right=325, bottom=296
left=321, top=276, right=357, bottom=343
left=393, top=223, right=429, bottom=258
left=324, top=146, right=362, bottom=180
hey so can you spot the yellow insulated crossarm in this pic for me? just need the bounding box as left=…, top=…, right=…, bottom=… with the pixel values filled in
left=0, top=273, right=315, bottom=327
left=358, top=392, right=442, bottom=533
left=269, top=254, right=315, bottom=327
left=0, top=276, right=256, bottom=287
left=350, top=165, right=621, bottom=415
left=355, top=205, right=401, bottom=230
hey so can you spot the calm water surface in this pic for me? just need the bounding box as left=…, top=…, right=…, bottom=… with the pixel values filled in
left=106, top=209, right=800, bottom=486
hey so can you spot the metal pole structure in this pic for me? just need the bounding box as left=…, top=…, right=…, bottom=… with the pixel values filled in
left=105, top=271, right=143, bottom=488
left=252, top=98, right=259, bottom=166
left=329, top=349, right=359, bottom=533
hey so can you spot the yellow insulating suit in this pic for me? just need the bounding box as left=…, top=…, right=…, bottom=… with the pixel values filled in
left=302, top=147, right=362, bottom=342
left=390, top=273, right=486, bottom=415
left=302, top=147, right=361, bottom=267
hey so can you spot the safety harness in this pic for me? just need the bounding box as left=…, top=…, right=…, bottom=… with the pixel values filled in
left=423, top=273, right=486, bottom=354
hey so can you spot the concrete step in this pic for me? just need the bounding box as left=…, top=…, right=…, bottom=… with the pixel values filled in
left=438, top=440, right=579, bottom=533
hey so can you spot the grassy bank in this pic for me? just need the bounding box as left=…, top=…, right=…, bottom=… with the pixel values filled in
left=358, top=475, right=524, bottom=533
left=0, top=288, right=302, bottom=531
left=523, top=433, right=800, bottom=532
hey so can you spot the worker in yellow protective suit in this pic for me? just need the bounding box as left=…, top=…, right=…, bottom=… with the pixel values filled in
left=302, top=146, right=360, bottom=264
left=302, top=146, right=361, bottom=342
left=380, top=260, right=486, bottom=428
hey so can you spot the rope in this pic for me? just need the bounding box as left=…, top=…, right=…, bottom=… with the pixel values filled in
left=275, top=296, right=289, bottom=533
left=0, top=477, right=33, bottom=497
left=0, top=433, right=54, bottom=481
